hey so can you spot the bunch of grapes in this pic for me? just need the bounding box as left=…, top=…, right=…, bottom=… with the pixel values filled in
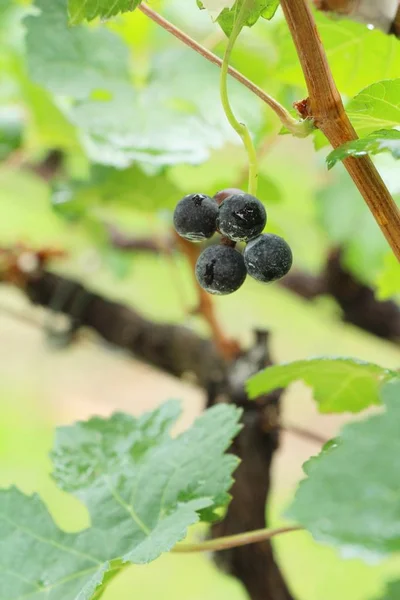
left=173, top=188, right=292, bottom=295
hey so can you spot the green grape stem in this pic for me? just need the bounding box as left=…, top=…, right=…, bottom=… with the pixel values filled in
left=220, top=1, right=258, bottom=196
left=173, top=525, right=302, bottom=553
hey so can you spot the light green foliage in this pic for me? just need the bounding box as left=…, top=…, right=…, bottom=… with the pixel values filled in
left=24, top=0, right=262, bottom=168
left=371, top=581, right=400, bottom=600
left=25, top=0, right=131, bottom=99
left=0, top=401, right=241, bottom=600
left=377, top=252, right=400, bottom=300
left=52, top=164, right=182, bottom=217
left=347, top=80, right=400, bottom=138
left=327, top=130, right=400, bottom=168
left=276, top=14, right=400, bottom=97
left=288, top=380, right=400, bottom=561
left=68, top=0, right=140, bottom=25
left=316, top=168, right=394, bottom=285
left=247, top=357, right=395, bottom=413
left=0, top=106, right=23, bottom=159
left=209, top=0, right=280, bottom=36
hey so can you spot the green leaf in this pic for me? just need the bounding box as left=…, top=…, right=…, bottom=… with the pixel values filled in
left=246, top=357, right=395, bottom=413
left=0, top=106, right=23, bottom=160
left=276, top=15, right=400, bottom=97
left=287, top=378, right=400, bottom=561
left=316, top=167, right=393, bottom=285
left=0, top=401, right=241, bottom=599
left=25, top=0, right=131, bottom=100
left=326, top=129, right=400, bottom=169
left=203, top=0, right=279, bottom=36
left=52, top=164, right=183, bottom=215
left=376, top=252, right=400, bottom=300
left=24, top=0, right=262, bottom=168
left=347, top=80, right=400, bottom=138
left=371, top=581, right=400, bottom=600
left=68, top=0, right=140, bottom=25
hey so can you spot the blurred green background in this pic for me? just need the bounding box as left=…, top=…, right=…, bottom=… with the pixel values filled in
left=1, top=0, right=400, bottom=598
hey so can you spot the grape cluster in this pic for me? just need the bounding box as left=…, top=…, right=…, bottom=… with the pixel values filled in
left=173, top=189, right=292, bottom=295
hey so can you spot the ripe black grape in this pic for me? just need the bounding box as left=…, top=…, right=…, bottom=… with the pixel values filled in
left=214, top=188, right=244, bottom=205
left=217, top=193, right=266, bottom=242
left=244, top=233, right=293, bottom=283
left=173, top=193, right=218, bottom=242
left=195, top=245, right=247, bottom=295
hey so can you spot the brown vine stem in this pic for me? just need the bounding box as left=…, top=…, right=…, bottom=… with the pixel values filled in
left=173, top=232, right=240, bottom=360
left=173, top=525, right=302, bottom=553
left=138, top=3, right=310, bottom=137
left=280, top=0, right=400, bottom=261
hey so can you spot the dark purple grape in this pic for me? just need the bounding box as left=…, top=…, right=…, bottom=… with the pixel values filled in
left=195, top=245, right=247, bottom=295
left=214, top=188, right=244, bottom=205
left=217, top=193, right=266, bottom=242
left=173, top=193, right=218, bottom=242
left=244, top=233, right=293, bottom=282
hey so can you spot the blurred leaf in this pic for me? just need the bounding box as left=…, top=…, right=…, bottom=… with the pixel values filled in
left=327, top=130, right=400, bottom=169
left=347, top=80, right=400, bottom=138
left=25, top=0, right=263, bottom=168
left=247, top=357, right=395, bottom=413
left=316, top=167, right=391, bottom=284
left=257, top=172, right=282, bottom=204
left=25, top=0, right=131, bottom=99
left=276, top=14, right=400, bottom=97
left=287, top=378, right=400, bottom=561
left=0, top=106, right=23, bottom=159
left=52, top=164, right=182, bottom=217
left=0, top=402, right=241, bottom=600
left=371, top=581, right=400, bottom=600
left=68, top=0, right=140, bottom=25
left=210, top=0, right=279, bottom=36
left=376, top=252, right=400, bottom=300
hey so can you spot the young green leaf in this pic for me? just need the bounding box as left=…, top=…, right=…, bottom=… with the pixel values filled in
left=347, top=79, right=400, bottom=138
left=68, top=0, right=140, bottom=25
left=287, top=379, right=400, bottom=561
left=203, top=0, right=279, bottom=36
left=326, top=129, right=400, bottom=169
left=276, top=15, right=400, bottom=97
left=246, top=357, right=395, bottom=413
left=0, top=401, right=242, bottom=600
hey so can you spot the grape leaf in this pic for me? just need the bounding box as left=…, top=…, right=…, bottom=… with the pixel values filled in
left=371, top=581, right=400, bottom=600
left=51, top=164, right=182, bottom=217
left=287, top=378, right=400, bottom=561
left=0, top=106, right=23, bottom=160
left=200, top=0, right=279, bottom=36
left=276, top=14, right=400, bottom=97
left=246, top=357, right=395, bottom=413
left=24, top=0, right=262, bottom=168
left=376, top=252, right=400, bottom=300
left=326, top=129, right=400, bottom=169
left=0, top=401, right=241, bottom=600
left=25, top=0, right=131, bottom=99
left=68, top=0, right=140, bottom=25
left=347, top=80, right=400, bottom=138
left=316, top=167, right=394, bottom=285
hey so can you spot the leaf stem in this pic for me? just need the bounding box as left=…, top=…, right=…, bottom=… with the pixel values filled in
left=220, top=1, right=258, bottom=195
left=138, top=3, right=311, bottom=138
left=173, top=525, right=302, bottom=553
